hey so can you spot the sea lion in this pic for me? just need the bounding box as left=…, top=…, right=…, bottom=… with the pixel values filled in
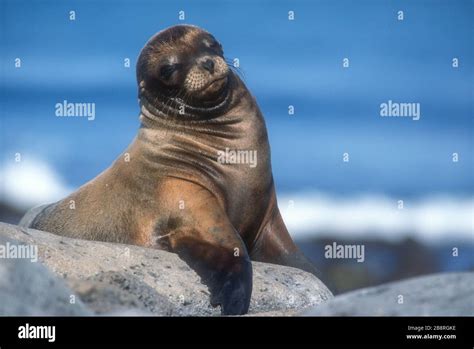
left=20, top=24, right=318, bottom=315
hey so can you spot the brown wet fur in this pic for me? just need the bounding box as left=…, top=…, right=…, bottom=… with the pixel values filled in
left=26, top=25, right=319, bottom=315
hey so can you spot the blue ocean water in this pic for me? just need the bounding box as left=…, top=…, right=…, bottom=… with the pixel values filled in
left=1, top=0, right=473, bottom=198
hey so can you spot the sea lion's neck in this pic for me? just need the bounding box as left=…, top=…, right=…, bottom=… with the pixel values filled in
left=131, top=78, right=272, bottom=199
left=136, top=73, right=259, bottom=161
left=136, top=97, right=260, bottom=174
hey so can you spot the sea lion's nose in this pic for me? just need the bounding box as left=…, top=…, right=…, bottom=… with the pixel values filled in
left=201, top=59, right=215, bottom=73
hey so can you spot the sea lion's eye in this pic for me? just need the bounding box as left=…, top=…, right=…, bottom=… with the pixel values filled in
left=159, top=64, right=181, bottom=80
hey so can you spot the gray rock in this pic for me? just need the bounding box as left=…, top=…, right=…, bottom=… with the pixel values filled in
left=66, top=271, right=175, bottom=316
left=0, top=235, right=91, bottom=316
left=302, top=272, right=474, bottom=316
left=0, top=222, right=332, bottom=316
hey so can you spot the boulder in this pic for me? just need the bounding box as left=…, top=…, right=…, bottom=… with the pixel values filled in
left=0, top=222, right=333, bottom=316
left=0, top=235, right=91, bottom=316
left=302, top=272, right=474, bottom=316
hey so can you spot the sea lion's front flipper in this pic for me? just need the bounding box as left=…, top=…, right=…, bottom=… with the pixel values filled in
left=155, top=182, right=252, bottom=315
left=173, top=235, right=252, bottom=316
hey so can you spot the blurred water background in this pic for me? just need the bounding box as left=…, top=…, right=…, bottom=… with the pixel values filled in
left=1, top=0, right=473, bottom=293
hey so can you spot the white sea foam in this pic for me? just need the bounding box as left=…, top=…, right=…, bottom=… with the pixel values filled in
left=279, top=192, right=474, bottom=243
left=0, top=159, right=72, bottom=209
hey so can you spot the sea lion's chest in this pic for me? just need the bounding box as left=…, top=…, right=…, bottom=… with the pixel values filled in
left=137, top=106, right=273, bottom=238
left=205, top=115, right=273, bottom=235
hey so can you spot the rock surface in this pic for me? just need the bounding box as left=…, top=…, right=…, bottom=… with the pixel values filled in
left=0, top=222, right=333, bottom=316
left=0, top=235, right=91, bottom=316
left=302, top=272, right=474, bottom=316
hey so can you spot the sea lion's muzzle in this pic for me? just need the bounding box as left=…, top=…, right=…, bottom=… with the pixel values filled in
left=184, top=55, right=229, bottom=94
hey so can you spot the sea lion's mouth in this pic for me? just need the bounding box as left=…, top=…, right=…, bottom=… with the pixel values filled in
left=201, top=75, right=228, bottom=92
left=188, top=73, right=230, bottom=104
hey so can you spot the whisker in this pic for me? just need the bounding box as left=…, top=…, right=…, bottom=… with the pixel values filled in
left=225, top=58, right=246, bottom=81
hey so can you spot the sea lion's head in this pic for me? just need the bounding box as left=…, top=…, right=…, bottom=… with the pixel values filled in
left=137, top=25, right=233, bottom=119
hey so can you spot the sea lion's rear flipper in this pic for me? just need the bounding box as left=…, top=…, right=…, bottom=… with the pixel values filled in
left=18, top=204, right=51, bottom=228
left=250, top=206, right=320, bottom=277
left=155, top=184, right=252, bottom=315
